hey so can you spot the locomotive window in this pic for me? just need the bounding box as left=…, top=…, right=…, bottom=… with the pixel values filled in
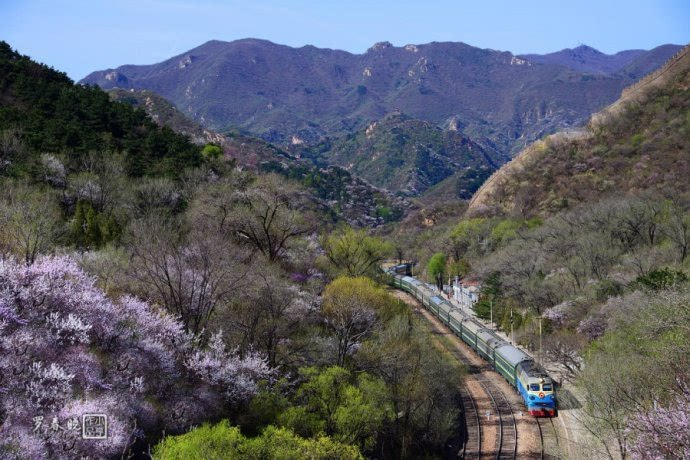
left=543, top=384, right=552, bottom=391
left=530, top=384, right=539, bottom=391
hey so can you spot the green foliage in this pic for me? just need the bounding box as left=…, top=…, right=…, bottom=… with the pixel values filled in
left=280, top=366, right=392, bottom=451
left=356, top=315, right=463, bottom=456
left=261, top=161, right=404, bottom=224
left=630, top=133, right=644, bottom=147
left=323, top=276, right=403, bottom=320
left=472, top=298, right=492, bottom=321
left=488, top=217, right=543, bottom=248
left=322, top=227, right=393, bottom=278
left=636, top=268, right=688, bottom=291
left=71, top=200, right=120, bottom=249
left=201, top=143, right=222, bottom=160
left=449, top=217, right=490, bottom=260
left=0, top=41, right=201, bottom=178
left=593, top=279, right=624, bottom=302
left=152, top=420, right=363, bottom=460
left=237, top=385, right=291, bottom=437
left=473, top=272, right=502, bottom=322
left=448, top=258, right=471, bottom=278
left=319, top=113, right=497, bottom=196
left=490, top=219, right=522, bottom=247
left=427, top=252, right=446, bottom=288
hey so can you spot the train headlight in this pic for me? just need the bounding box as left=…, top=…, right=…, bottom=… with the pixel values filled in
left=529, top=395, right=535, bottom=400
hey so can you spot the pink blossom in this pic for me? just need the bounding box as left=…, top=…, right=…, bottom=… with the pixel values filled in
left=627, top=383, right=690, bottom=459
left=0, top=255, right=272, bottom=457
left=577, top=314, right=607, bottom=340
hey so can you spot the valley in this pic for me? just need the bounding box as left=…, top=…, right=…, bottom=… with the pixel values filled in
left=0, top=7, right=688, bottom=457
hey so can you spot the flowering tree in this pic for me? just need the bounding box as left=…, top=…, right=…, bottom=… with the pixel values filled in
left=0, top=256, right=271, bottom=458
left=627, top=385, right=690, bottom=459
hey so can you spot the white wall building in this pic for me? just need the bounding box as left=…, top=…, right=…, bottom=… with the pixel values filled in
left=453, top=278, right=481, bottom=309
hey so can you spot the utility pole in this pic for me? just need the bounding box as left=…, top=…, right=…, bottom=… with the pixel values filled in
left=490, top=298, right=493, bottom=331
left=539, top=316, right=543, bottom=366
left=510, top=307, right=514, bottom=344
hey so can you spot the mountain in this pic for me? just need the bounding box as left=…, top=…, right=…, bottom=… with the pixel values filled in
left=309, top=112, right=497, bottom=197
left=521, top=44, right=683, bottom=77
left=615, top=44, right=686, bottom=80
left=467, top=45, right=690, bottom=218
left=80, top=39, right=681, bottom=159
left=107, top=88, right=292, bottom=168
left=107, top=89, right=409, bottom=226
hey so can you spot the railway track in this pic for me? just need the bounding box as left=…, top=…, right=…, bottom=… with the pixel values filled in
left=475, top=378, right=517, bottom=460
left=390, top=275, right=565, bottom=459
left=461, top=385, right=481, bottom=459
left=425, top=323, right=519, bottom=460
left=536, top=417, right=561, bottom=459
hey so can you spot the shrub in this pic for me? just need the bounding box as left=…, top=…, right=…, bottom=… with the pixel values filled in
left=636, top=268, right=688, bottom=291
left=152, top=420, right=363, bottom=460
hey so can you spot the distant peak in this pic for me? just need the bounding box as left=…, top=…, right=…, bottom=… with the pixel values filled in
left=571, top=44, right=603, bottom=55
left=368, top=41, right=393, bottom=52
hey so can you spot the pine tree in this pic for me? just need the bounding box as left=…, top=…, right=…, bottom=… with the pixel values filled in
left=85, top=205, right=101, bottom=248
left=71, top=200, right=87, bottom=247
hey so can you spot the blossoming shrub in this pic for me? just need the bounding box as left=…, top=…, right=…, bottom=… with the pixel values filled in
left=0, top=256, right=270, bottom=458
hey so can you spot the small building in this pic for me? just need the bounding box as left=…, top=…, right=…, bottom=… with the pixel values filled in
left=453, top=278, right=481, bottom=309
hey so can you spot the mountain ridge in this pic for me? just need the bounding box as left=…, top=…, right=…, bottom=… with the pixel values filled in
left=466, top=44, right=690, bottom=218
left=81, top=39, right=682, bottom=159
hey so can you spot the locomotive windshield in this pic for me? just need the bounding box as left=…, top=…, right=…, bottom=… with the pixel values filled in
left=530, top=384, right=539, bottom=391
left=543, top=384, right=552, bottom=391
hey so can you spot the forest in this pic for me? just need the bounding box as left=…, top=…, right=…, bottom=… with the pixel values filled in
left=0, top=41, right=463, bottom=459
left=1, top=36, right=689, bottom=459
left=383, top=62, right=690, bottom=458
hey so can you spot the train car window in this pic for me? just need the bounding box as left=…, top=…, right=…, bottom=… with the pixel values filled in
left=542, top=384, right=552, bottom=391
left=529, top=384, right=539, bottom=391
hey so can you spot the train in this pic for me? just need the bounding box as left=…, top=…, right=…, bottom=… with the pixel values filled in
left=386, top=264, right=557, bottom=417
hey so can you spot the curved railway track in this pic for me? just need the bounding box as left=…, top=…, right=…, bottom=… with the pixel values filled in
left=461, top=385, right=481, bottom=459
left=476, top=378, right=518, bottom=460
left=390, top=272, right=566, bottom=459
left=424, top=319, right=520, bottom=460
left=395, top=288, right=555, bottom=459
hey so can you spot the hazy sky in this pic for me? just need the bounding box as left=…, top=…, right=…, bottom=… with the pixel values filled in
left=2, top=0, right=689, bottom=80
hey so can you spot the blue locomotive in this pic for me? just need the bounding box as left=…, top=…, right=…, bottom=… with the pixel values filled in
left=388, top=266, right=556, bottom=417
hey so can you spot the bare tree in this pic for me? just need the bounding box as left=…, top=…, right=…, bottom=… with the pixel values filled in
left=321, top=277, right=388, bottom=366
left=0, top=128, right=24, bottom=171
left=127, top=218, right=249, bottom=334
left=662, top=199, right=689, bottom=263
left=221, top=268, right=316, bottom=367
left=543, top=330, right=585, bottom=382
left=229, top=174, right=314, bottom=262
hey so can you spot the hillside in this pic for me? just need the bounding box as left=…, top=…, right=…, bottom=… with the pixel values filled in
left=0, top=42, right=201, bottom=178
left=108, top=88, right=408, bottom=226
left=108, top=88, right=292, bottom=167
left=308, top=112, right=497, bottom=197
left=108, top=88, right=226, bottom=144
left=467, top=45, right=690, bottom=218
left=81, top=39, right=680, bottom=158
